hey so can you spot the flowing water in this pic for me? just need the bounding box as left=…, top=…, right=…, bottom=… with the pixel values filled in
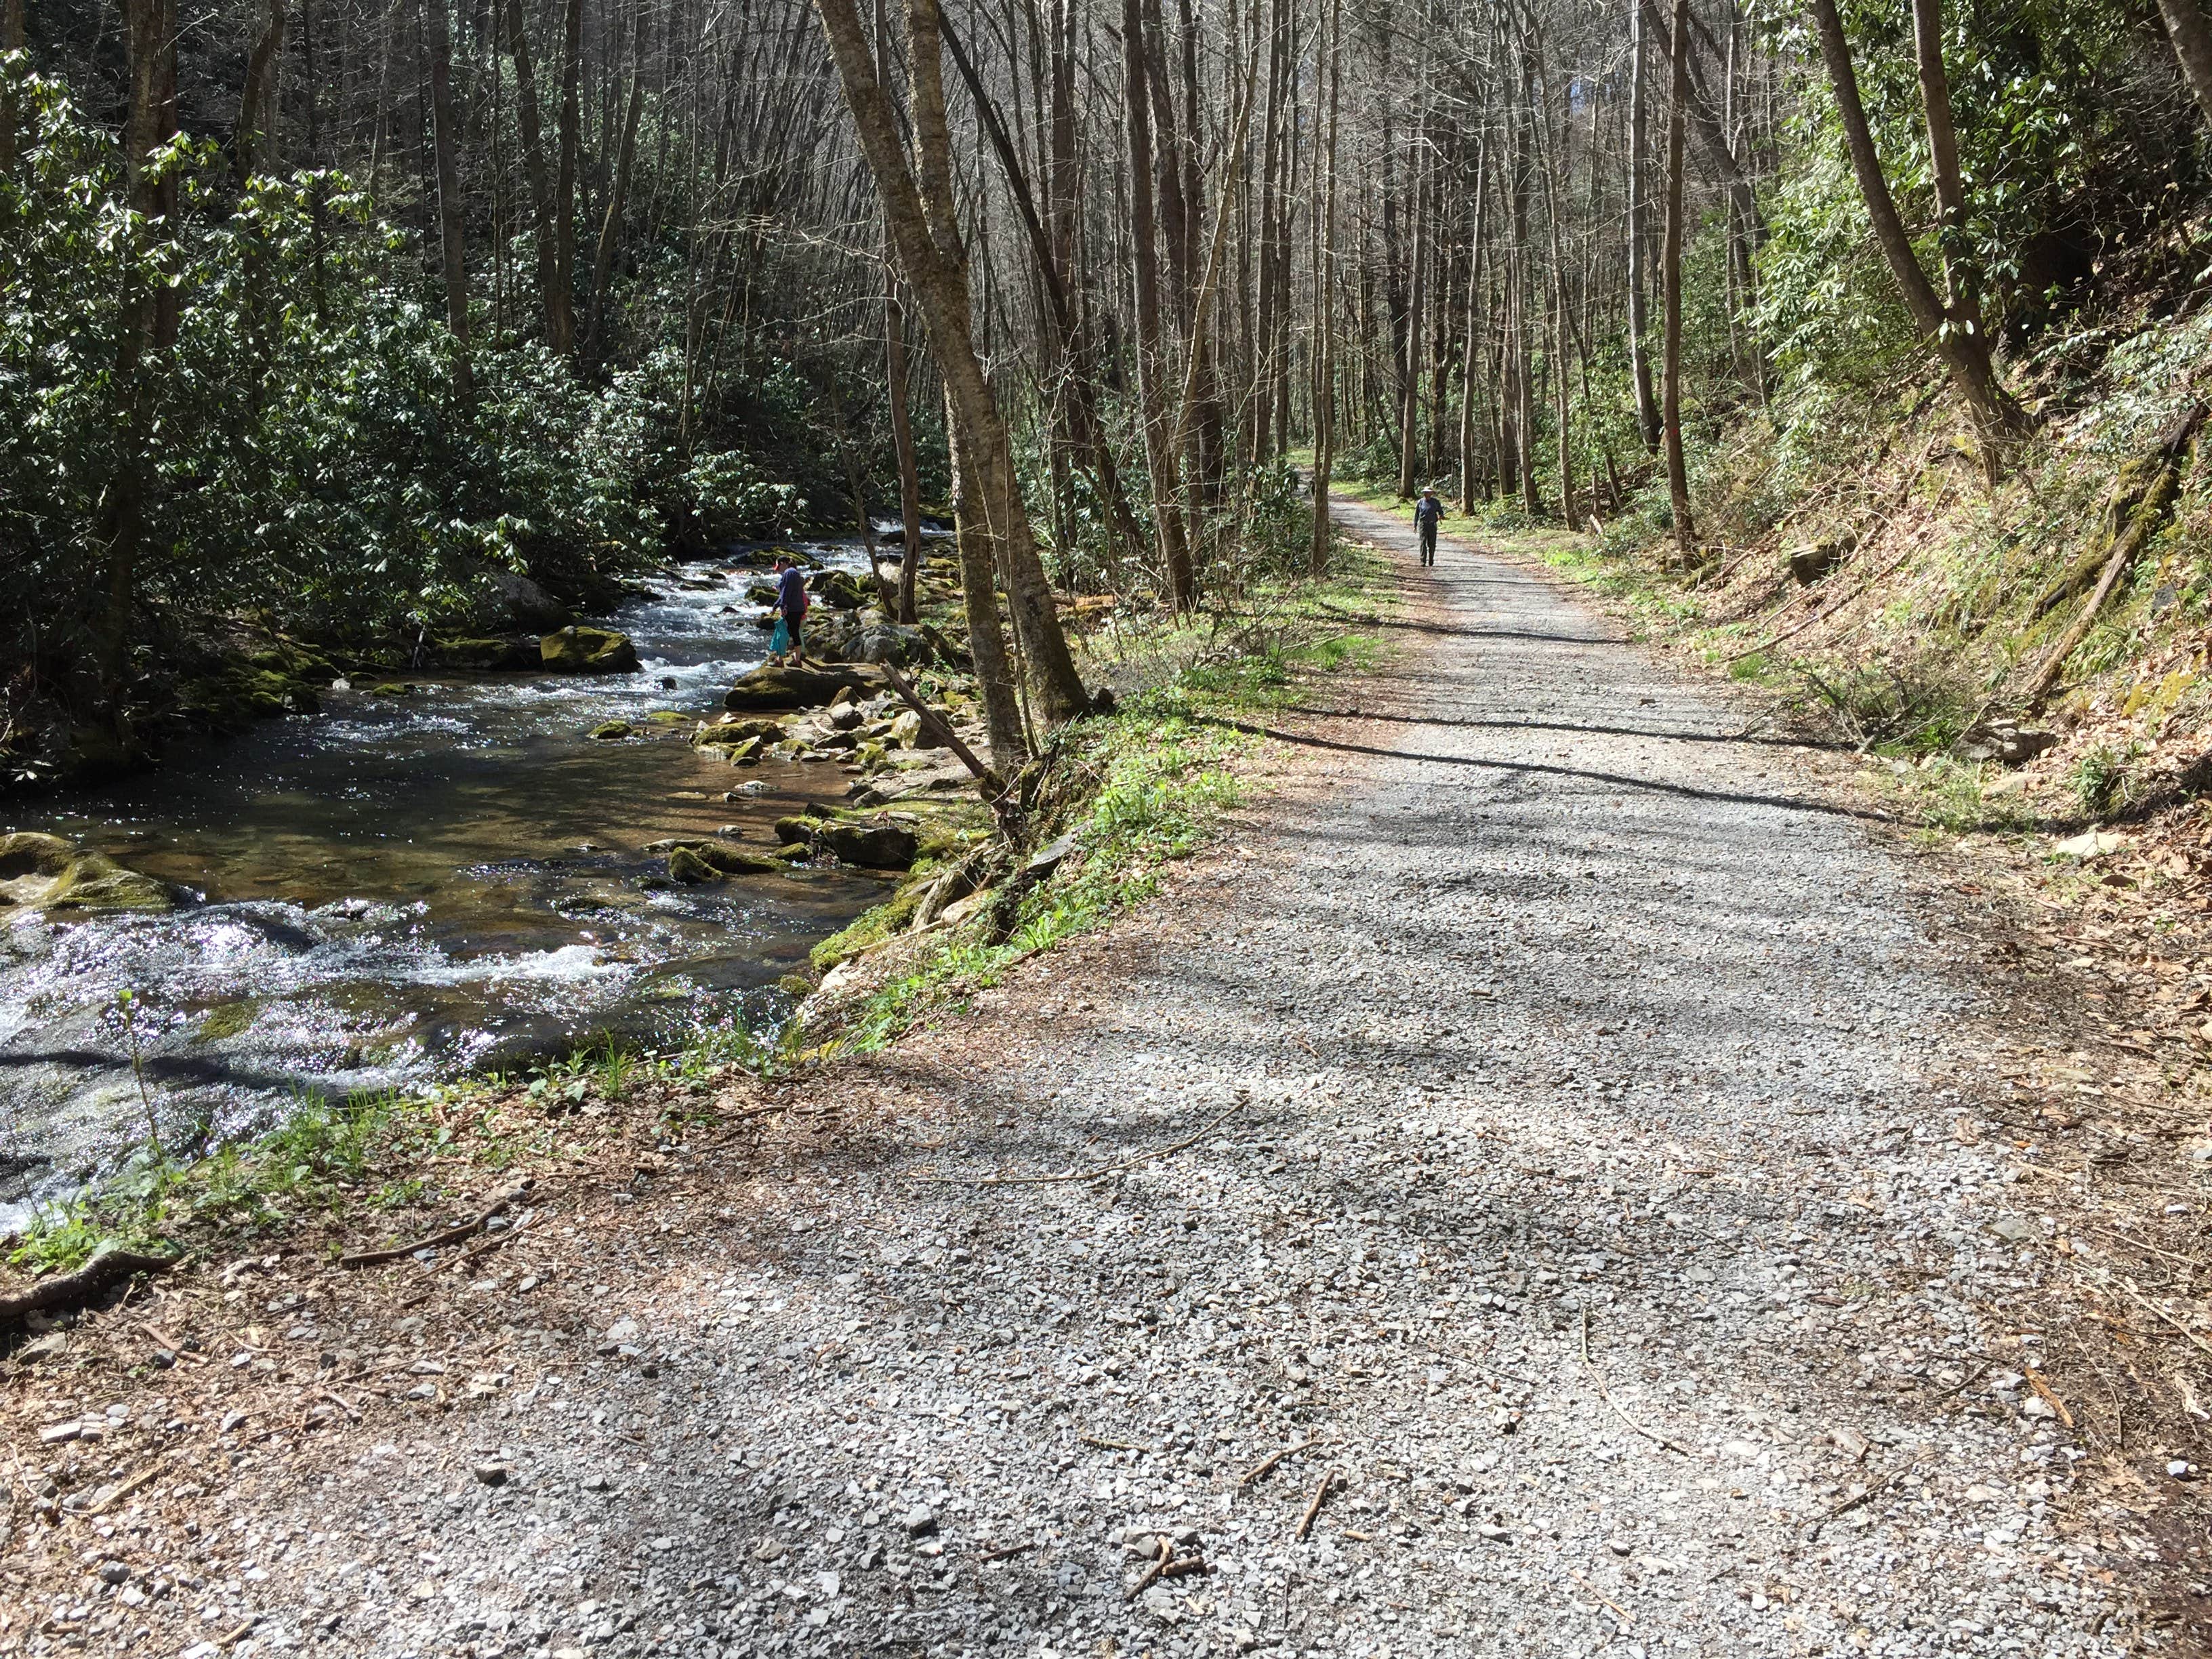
left=0, top=543, right=893, bottom=1220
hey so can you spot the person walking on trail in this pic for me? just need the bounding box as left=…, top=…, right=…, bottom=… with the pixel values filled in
left=771, top=553, right=812, bottom=668
left=1414, top=487, right=1444, bottom=567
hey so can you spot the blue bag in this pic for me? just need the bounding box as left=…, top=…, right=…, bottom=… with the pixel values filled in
left=770, top=617, right=791, bottom=655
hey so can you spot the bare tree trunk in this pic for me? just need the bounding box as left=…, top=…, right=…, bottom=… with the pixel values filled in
left=1395, top=114, right=1427, bottom=499
left=1808, top=0, right=2027, bottom=449
left=551, top=0, right=583, bottom=358
left=1625, top=0, right=1659, bottom=451
left=1121, top=0, right=1196, bottom=610
left=422, top=0, right=473, bottom=396
left=1307, top=0, right=1342, bottom=577
left=1660, top=0, right=1694, bottom=559
left=884, top=265, right=925, bottom=625
left=236, top=0, right=286, bottom=184
left=2158, top=0, right=2212, bottom=128
left=811, top=0, right=1090, bottom=747
left=502, top=0, right=569, bottom=352
left=586, top=2, right=649, bottom=365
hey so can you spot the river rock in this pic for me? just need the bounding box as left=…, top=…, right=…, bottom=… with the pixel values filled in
left=661, top=840, right=785, bottom=882
left=590, top=720, right=636, bottom=740
left=693, top=716, right=787, bottom=751
left=0, top=833, right=173, bottom=914
left=808, top=570, right=874, bottom=611
left=479, top=567, right=575, bottom=632
left=428, top=635, right=539, bottom=671
left=541, top=626, right=641, bottom=674
left=724, top=664, right=883, bottom=712
left=814, top=819, right=922, bottom=871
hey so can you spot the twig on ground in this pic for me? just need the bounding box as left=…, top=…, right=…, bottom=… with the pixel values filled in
left=1804, top=1465, right=1910, bottom=1542
left=1294, top=1468, right=1335, bottom=1541
left=979, top=1540, right=1037, bottom=1562
left=316, top=1387, right=362, bottom=1422
left=1238, top=1438, right=1315, bottom=1489
left=915, top=1098, right=1248, bottom=1188
left=1126, top=1536, right=1172, bottom=1600
left=1578, top=1309, right=1694, bottom=1456
left=1569, top=1568, right=1635, bottom=1629
left=1080, top=1434, right=1151, bottom=1454
left=340, top=1180, right=533, bottom=1269
left=140, top=1321, right=206, bottom=1362
left=84, top=1456, right=167, bottom=1516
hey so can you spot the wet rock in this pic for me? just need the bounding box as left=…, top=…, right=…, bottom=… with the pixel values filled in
left=478, top=567, right=575, bottom=632
left=0, top=833, right=173, bottom=915
left=369, top=682, right=415, bottom=697
left=541, top=626, right=641, bottom=674
left=693, top=716, right=787, bottom=752
left=425, top=636, right=539, bottom=671
left=723, top=664, right=884, bottom=712
left=589, top=720, right=636, bottom=741
left=815, top=819, right=922, bottom=871
left=661, top=841, right=785, bottom=882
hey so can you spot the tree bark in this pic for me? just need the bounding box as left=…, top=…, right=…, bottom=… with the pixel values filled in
left=811, top=0, right=1090, bottom=747
left=884, top=265, right=925, bottom=626
left=1624, top=0, right=1659, bottom=451
left=235, top=0, right=285, bottom=185
left=1307, top=0, right=1342, bottom=577
left=502, top=0, right=570, bottom=354
left=586, top=2, right=649, bottom=366
left=2158, top=0, right=2212, bottom=129
left=1807, top=0, right=2028, bottom=447
left=422, top=0, right=473, bottom=396
left=1121, top=0, right=1196, bottom=610
left=1661, top=0, right=1695, bottom=560
left=551, top=0, right=583, bottom=358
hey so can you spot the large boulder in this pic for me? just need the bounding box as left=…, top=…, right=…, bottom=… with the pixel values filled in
left=808, top=569, right=875, bottom=611
left=0, top=832, right=173, bottom=914
left=541, top=626, right=640, bottom=674
left=480, top=567, right=575, bottom=632
left=427, top=635, right=539, bottom=671
left=813, top=818, right=922, bottom=871
left=724, top=664, right=883, bottom=712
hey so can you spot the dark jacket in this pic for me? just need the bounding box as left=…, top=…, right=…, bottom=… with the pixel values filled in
left=775, top=565, right=810, bottom=617
left=1414, top=496, right=1443, bottom=530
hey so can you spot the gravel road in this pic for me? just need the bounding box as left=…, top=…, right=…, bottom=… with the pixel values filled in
left=16, top=504, right=2169, bottom=1658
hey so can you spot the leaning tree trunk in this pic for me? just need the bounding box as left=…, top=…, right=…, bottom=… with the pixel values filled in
left=811, top=0, right=1090, bottom=749
left=1809, top=0, right=2028, bottom=453
left=2158, top=0, right=2212, bottom=131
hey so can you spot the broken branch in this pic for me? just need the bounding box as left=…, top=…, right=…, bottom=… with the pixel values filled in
left=1294, top=1467, right=1335, bottom=1541
left=339, top=1180, right=533, bottom=1269
left=0, top=1244, right=180, bottom=1325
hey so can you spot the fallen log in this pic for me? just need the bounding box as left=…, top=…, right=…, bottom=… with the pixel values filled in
left=0, top=1242, right=180, bottom=1325
left=2025, top=400, right=2207, bottom=709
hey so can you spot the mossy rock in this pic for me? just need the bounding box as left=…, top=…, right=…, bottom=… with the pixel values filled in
left=723, top=664, right=884, bottom=713
left=369, top=682, right=416, bottom=697
left=659, top=839, right=786, bottom=882
left=0, top=833, right=173, bottom=914
left=427, top=636, right=539, bottom=670
left=541, top=626, right=641, bottom=674
left=590, top=720, right=636, bottom=740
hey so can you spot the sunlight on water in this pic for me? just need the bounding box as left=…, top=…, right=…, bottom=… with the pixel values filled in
left=0, top=540, right=897, bottom=1214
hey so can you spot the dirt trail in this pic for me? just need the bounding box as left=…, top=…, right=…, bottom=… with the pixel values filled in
left=4, top=504, right=2173, bottom=1658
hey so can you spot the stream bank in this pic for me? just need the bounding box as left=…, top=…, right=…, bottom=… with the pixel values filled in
left=0, top=543, right=913, bottom=1226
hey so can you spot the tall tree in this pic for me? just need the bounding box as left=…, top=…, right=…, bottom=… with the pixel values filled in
left=1807, top=0, right=2028, bottom=449
left=2158, top=0, right=2212, bottom=129
left=422, top=0, right=473, bottom=394
left=1660, top=0, right=1694, bottom=560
